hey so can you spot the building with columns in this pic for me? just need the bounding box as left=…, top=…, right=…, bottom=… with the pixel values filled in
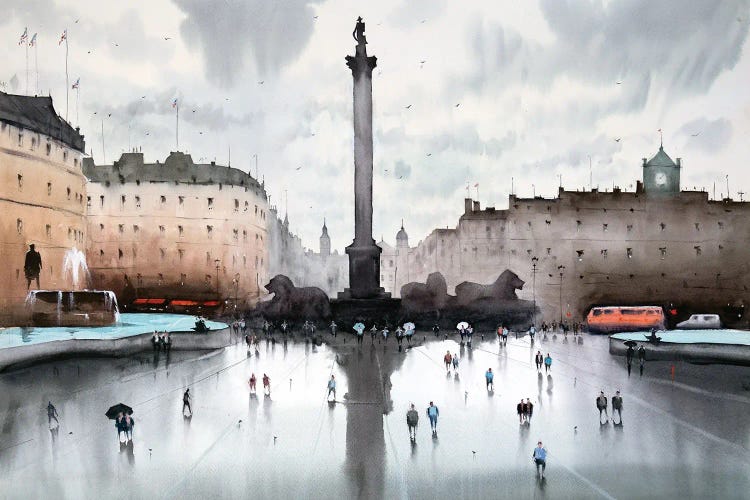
left=83, top=151, right=269, bottom=308
left=389, top=145, right=750, bottom=326
left=0, top=92, right=88, bottom=325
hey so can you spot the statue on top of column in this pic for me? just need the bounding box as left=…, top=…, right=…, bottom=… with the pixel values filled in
left=352, top=16, right=367, bottom=45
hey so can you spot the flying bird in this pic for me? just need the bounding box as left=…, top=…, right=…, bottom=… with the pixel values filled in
left=145, top=132, right=150, bottom=136
left=296, top=166, right=302, bottom=170
left=75, top=19, right=80, bottom=24
left=199, top=132, right=203, bottom=135
left=616, top=81, right=622, bottom=85
left=405, top=104, right=412, bottom=109
left=614, top=138, right=621, bottom=142
left=107, top=113, right=111, bottom=117
left=455, top=103, right=461, bottom=107
left=87, top=50, right=92, bottom=54
left=258, top=81, right=264, bottom=85
left=192, top=110, right=196, bottom=113
left=398, top=175, right=403, bottom=179
left=426, top=153, right=432, bottom=156
left=313, top=15, right=318, bottom=19
left=691, top=132, right=701, bottom=137
left=164, top=37, right=172, bottom=40
left=114, top=43, right=119, bottom=47
left=421, top=19, right=426, bottom=23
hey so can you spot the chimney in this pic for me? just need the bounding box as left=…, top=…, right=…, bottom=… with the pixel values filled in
left=642, top=158, right=647, bottom=167
left=636, top=180, right=644, bottom=194
left=472, top=200, right=480, bottom=212
left=676, top=158, right=681, bottom=167
left=464, top=198, right=473, bottom=214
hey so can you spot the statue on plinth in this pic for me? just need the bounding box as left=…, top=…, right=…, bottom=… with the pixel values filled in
left=352, top=16, right=367, bottom=45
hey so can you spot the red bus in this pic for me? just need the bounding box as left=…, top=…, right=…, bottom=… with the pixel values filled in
left=586, top=306, right=665, bottom=334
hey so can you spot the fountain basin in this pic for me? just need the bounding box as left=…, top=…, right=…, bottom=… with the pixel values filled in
left=25, top=290, right=119, bottom=327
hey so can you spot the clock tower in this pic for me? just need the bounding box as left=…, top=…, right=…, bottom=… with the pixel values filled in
left=642, top=144, right=681, bottom=194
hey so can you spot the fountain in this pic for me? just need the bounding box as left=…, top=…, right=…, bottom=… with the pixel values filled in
left=62, top=247, right=90, bottom=288
left=24, top=290, right=120, bottom=327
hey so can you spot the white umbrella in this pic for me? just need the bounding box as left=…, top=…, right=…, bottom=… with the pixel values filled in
left=353, top=322, right=365, bottom=334
left=457, top=321, right=469, bottom=330
left=403, top=322, right=415, bottom=331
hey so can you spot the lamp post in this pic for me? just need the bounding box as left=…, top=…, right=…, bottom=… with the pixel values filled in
left=214, top=259, right=221, bottom=297
left=557, top=265, right=565, bottom=324
left=531, top=256, right=539, bottom=326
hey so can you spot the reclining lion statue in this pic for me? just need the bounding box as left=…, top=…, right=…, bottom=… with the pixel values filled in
left=260, top=274, right=331, bottom=320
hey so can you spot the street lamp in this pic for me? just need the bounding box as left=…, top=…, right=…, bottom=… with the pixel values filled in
left=531, top=256, right=539, bottom=326
left=214, top=259, right=221, bottom=296
left=557, top=265, right=566, bottom=324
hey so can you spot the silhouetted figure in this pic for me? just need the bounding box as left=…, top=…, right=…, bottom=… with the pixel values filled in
left=24, top=244, right=42, bottom=290
left=406, top=403, right=419, bottom=440
left=183, top=388, right=192, bottom=416
left=638, top=346, right=646, bottom=376
left=352, top=16, right=367, bottom=45
left=47, top=401, right=59, bottom=425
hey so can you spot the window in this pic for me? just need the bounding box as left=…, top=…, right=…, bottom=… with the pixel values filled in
left=234, top=199, right=239, bottom=212
left=100, top=195, right=104, bottom=207
left=243, top=230, right=247, bottom=241
left=48, top=182, right=52, bottom=196
left=16, top=219, right=22, bottom=234
left=602, top=223, right=608, bottom=232
left=694, top=245, right=702, bottom=255
left=18, top=133, right=23, bottom=146
left=133, top=224, right=139, bottom=234
left=45, top=224, right=51, bottom=238
left=136, top=274, right=143, bottom=286
left=178, top=196, right=185, bottom=206
left=46, top=143, right=51, bottom=156
left=207, top=225, right=213, bottom=238
left=694, top=222, right=700, bottom=231
left=205, top=274, right=212, bottom=285
left=254, top=205, right=258, bottom=215
left=63, top=150, right=68, bottom=162
left=244, top=201, right=249, bottom=211
left=118, top=224, right=124, bottom=234
left=718, top=221, right=724, bottom=229
left=157, top=274, right=164, bottom=285
left=527, top=221, right=532, bottom=229
left=178, top=225, right=184, bottom=237
left=160, top=249, right=166, bottom=260
left=135, top=196, right=141, bottom=209
left=160, top=195, right=166, bottom=206
left=120, top=195, right=126, bottom=208
left=159, top=225, right=165, bottom=235
left=86, top=196, right=91, bottom=208
left=208, top=198, right=214, bottom=210
left=178, top=249, right=184, bottom=261
left=17, top=174, right=23, bottom=189
left=31, top=137, right=36, bottom=150
left=601, top=249, right=608, bottom=259
left=659, top=247, right=667, bottom=259
left=576, top=250, right=584, bottom=261
left=118, top=249, right=123, bottom=260
left=99, top=223, right=104, bottom=232
left=627, top=224, right=633, bottom=233
left=659, top=222, right=666, bottom=231
left=233, top=229, right=239, bottom=241
left=206, top=252, right=211, bottom=265
left=74, top=158, right=78, bottom=167
left=626, top=248, right=633, bottom=259
left=576, top=220, right=582, bottom=232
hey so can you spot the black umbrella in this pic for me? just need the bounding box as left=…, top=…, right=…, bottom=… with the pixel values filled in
left=105, top=403, right=133, bottom=419
left=623, top=340, right=638, bottom=347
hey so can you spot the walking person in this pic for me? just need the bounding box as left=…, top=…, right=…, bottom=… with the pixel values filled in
left=183, top=388, right=192, bottom=416
left=24, top=244, right=43, bottom=290
left=330, top=320, right=338, bottom=338
left=502, top=326, right=509, bottom=345
left=466, top=326, right=474, bottom=346
left=370, top=325, right=378, bottom=344
left=426, top=401, right=439, bottom=434
left=433, top=323, right=440, bottom=337
left=123, top=413, right=135, bottom=441
left=638, top=345, right=646, bottom=376
left=612, top=391, right=623, bottom=424
left=596, top=391, right=608, bottom=423
left=526, top=398, right=534, bottom=422
left=485, top=368, right=494, bottom=391
left=443, top=351, right=453, bottom=373
left=395, top=326, right=404, bottom=347
left=263, top=373, right=271, bottom=395
left=544, top=353, right=552, bottom=373
left=529, top=324, right=536, bottom=342
left=451, top=352, right=459, bottom=371
left=517, top=399, right=525, bottom=424
left=626, top=345, right=634, bottom=376
left=406, top=403, right=419, bottom=441
left=532, top=441, right=547, bottom=479
left=248, top=373, right=257, bottom=393
left=47, top=401, right=59, bottom=426
left=327, top=375, right=337, bottom=401
left=382, top=326, right=389, bottom=343
left=535, top=351, right=543, bottom=371
left=115, top=413, right=125, bottom=442
left=356, top=326, right=364, bottom=345
left=405, top=326, right=414, bottom=346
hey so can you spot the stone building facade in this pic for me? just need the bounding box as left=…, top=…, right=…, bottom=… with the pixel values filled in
left=390, top=146, right=750, bottom=325
left=83, top=151, right=269, bottom=308
left=0, top=92, right=88, bottom=324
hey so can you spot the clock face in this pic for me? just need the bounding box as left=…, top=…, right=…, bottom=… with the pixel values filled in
left=654, top=172, right=668, bottom=186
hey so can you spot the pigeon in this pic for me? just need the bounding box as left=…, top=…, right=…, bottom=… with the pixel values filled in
left=426, top=153, right=432, bottom=156
left=258, top=81, right=264, bottom=85
left=455, top=103, right=461, bottom=107
left=87, top=50, right=92, bottom=54
left=405, top=105, right=412, bottom=109
left=164, top=37, right=171, bottom=40
left=75, top=19, right=80, bottom=23
left=192, top=110, right=196, bottom=113
left=616, top=81, right=622, bottom=85
left=614, top=138, right=621, bottom=142
left=691, top=132, right=701, bottom=137
left=313, top=15, right=318, bottom=19
left=296, top=166, right=302, bottom=170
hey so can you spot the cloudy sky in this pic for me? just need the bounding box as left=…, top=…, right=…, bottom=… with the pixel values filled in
left=3, top=0, right=750, bottom=251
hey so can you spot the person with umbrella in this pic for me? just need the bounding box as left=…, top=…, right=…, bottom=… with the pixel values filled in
left=353, top=322, right=365, bottom=345
left=106, top=403, right=133, bottom=442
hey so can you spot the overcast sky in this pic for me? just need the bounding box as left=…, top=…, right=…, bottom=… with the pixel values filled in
left=3, top=0, right=750, bottom=252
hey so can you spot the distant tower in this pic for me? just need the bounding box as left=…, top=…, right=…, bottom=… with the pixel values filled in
left=396, top=220, right=409, bottom=248
left=642, top=143, right=681, bottom=194
left=320, top=218, right=331, bottom=257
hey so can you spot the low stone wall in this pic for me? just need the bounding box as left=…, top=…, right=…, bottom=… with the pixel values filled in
left=609, top=337, right=750, bottom=366
left=0, top=328, right=231, bottom=372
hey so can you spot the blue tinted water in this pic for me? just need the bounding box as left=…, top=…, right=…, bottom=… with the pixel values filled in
left=612, top=329, right=750, bottom=346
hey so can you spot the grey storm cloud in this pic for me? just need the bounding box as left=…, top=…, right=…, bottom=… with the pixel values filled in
left=519, top=134, right=623, bottom=174
left=470, top=0, right=749, bottom=106
left=101, top=90, right=260, bottom=131
left=173, top=0, right=324, bottom=88
left=678, top=117, right=733, bottom=153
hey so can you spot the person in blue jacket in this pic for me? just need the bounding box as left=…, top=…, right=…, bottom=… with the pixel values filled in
left=426, top=401, right=439, bottom=433
left=533, top=441, right=547, bottom=478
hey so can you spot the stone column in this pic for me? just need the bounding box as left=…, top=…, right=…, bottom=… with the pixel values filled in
left=341, top=37, right=388, bottom=299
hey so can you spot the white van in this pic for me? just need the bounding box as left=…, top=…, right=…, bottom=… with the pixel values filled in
left=676, top=314, right=722, bottom=330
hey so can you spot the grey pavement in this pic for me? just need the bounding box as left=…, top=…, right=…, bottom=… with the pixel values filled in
left=0, top=331, right=749, bottom=499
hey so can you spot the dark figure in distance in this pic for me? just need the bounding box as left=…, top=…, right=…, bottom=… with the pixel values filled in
left=47, top=401, right=59, bottom=425
left=406, top=403, right=419, bottom=440
left=183, top=388, right=192, bottom=416
left=24, top=244, right=42, bottom=290
left=626, top=345, right=634, bottom=376
left=612, top=391, right=623, bottom=424
left=638, top=345, right=646, bottom=376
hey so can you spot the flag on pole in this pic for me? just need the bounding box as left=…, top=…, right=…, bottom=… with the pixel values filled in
left=172, top=98, right=178, bottom=108
left=18, top=28, right=28, bottom=45
left=58, top=29, right=67, bottom=45
left=72, top=78, right=80, bottom=89
left=29, top=33, right=37, bottom=47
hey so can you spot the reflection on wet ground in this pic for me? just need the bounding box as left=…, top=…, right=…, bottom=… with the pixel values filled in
left=1, top=331, right=749, bottom=499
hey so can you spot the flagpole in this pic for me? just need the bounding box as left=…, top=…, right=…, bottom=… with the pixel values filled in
left=25, top=38, right=29, bottom=95
left=65, top=31, right=69, bottom=122
left=101, top=119, right=105, bottom=164
left=76, top=86, right=79, bottom=127
left=176, top=103, right=179, bottom=151
left=34, top=41, right=38, bottom=95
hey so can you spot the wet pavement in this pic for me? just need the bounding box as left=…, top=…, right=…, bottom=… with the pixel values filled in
left=1, top=330, right=749, bottom=499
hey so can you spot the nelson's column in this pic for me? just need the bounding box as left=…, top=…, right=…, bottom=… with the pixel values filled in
left=339, top=17, right=390, bottom=300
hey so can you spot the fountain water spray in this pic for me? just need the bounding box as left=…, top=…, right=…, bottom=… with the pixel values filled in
left=62, top=247, right=89, bottom=289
